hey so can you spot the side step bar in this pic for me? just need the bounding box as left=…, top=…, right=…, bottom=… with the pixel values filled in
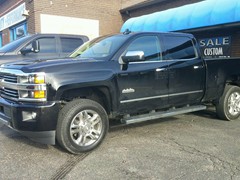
left=121, top=105, right=207, bottom=125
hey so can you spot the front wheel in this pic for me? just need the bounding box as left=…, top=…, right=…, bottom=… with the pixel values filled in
left=216, top=85, right=240, bottom=120
left=56, top=99, right=109, bottom=154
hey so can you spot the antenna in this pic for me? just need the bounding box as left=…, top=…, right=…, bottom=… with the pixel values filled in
left=123, top=29, right=131, bottom=35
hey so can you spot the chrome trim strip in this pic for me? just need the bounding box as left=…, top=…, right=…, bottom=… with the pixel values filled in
left=129, top=57, right=198, bottom=64
left=169, top=90, right=203, bottom=97
left=120, top=90, right=203, bottom=104
left=0, top=94, right=46, bottom=102
left=0, top=81, right=46, bottom=91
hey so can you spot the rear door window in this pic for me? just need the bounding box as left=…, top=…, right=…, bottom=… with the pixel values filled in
left=60, top=38, right=84, bottom=53
left=163, top=36, right=197, bottom=60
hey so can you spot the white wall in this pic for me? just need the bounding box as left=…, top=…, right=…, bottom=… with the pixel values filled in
left=40, top=14, right=99, bottom=40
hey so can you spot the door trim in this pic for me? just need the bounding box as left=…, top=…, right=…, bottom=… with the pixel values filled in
left=120, top=90, right=203, bottom=104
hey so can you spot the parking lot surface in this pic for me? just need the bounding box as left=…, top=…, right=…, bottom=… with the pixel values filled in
left=1, top=108, right=240, bottom=180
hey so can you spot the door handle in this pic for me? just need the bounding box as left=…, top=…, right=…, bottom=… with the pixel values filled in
left=193, top=65, right=204, bottom=69
left=156, top=68, right=167, bottom=72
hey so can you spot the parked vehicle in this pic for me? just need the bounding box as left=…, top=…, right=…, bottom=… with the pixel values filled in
left=0, top=34, right=89, bottom=64
left=0, top=31, right=240, bottom=154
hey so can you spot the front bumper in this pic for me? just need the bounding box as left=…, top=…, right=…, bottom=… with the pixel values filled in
left=0, top=97, right=61, bottom=145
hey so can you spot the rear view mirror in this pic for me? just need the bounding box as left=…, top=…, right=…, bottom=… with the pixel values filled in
left=20, top=40, right=40, bottom=55
left=32, top=40, right=40, bottom=53
left=119, top=51, right=145, bottom=71
left=121, top=51, right=145, bottom=64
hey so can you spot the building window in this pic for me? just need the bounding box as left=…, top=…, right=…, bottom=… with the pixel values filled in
left=10, top=22, right=27, bottom=41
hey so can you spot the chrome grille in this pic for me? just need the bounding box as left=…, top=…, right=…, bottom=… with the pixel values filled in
left=0, top=88, right=19, bottom=98
left=0, top=73, right=19, bottom=100
left=0, top=74, right=18, bottom=83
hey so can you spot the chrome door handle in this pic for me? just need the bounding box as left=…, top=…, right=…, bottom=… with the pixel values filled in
left=193, top=66, right=203, bottom=69
left=156, top=68, right=166, bottom=72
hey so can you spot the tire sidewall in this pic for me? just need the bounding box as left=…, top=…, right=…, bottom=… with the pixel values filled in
left=57, top=99, right=109, bottom=153
left=223, top=86, right=240, bottom=120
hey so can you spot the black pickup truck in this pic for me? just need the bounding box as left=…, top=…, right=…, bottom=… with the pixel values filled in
left=0, top=31, right=240, bottom=154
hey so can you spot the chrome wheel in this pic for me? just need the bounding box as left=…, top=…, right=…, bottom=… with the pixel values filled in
left=228, top=92, right=240, bottom=116
left=216, top=85, right=240, bottom=121
left=70, top=110, right=103, bottom=147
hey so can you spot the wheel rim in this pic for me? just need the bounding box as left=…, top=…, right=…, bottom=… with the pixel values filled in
left=70, top=109, right=103, bottom=147
left=228, top=92, right=240, bottom=116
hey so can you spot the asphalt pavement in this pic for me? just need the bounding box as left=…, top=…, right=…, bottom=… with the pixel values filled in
left=0, top=107, right=240, bottom=180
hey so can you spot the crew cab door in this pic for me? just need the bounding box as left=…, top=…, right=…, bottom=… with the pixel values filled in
left=117, top=35, right=169, bottom=113
left=163, top=35, right=205, bottom=106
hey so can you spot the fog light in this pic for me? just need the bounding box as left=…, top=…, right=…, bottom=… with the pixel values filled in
left=22, top=111, right=37, bottom=122
left=34, top=91, right=45, bottom=98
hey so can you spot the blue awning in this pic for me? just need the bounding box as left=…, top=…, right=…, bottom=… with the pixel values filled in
left=121, top=0, right=240, bottom=32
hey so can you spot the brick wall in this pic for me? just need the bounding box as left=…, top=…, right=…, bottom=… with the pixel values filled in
left=121, top=0, right=146, bottom=9
left=32, top=0, right=122, bottom=36
left=0, top=0, right=23, bottom=16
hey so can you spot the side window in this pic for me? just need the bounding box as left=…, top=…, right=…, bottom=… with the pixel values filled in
left=125, top=36, right=162, bottom=61
left=25, top=38, right=56, bottom=53
left=164, top=36, right=197, bottom=60
left=60, top=38, right=84, bottom=53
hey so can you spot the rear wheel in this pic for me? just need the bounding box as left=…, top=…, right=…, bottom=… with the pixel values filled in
left=56, top=99, right=109, bottom=154
left=216, top=85, right=240, bottom=120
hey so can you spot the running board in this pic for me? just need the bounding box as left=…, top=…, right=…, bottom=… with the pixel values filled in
left=122, top=105, right=207, bottom=125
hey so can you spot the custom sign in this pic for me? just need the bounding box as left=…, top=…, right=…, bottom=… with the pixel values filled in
left=199, top=37, right=231, bottom=58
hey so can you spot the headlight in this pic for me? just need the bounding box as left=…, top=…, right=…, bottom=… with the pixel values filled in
left=28, top=74, right=45, bottom=84
left=18, top=73, right=47, bottom=101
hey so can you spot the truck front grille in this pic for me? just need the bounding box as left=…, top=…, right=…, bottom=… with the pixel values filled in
left=0, top=73, right=19, bottom=101
left=0, top=74, right=18, bottom=83
left=0, top=88, right=19, bottom=99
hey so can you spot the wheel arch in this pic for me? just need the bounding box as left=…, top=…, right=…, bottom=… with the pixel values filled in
left=56, top=85, right=113, bottom=114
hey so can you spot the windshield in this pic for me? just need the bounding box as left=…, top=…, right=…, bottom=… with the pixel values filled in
left=70, top=35, right=128, bottom=59
left=0, top=35, right=31, bottom=53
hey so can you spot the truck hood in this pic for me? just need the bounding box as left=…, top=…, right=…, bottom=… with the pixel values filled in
left=0, top=57, right=115, bottom=91
left=0, top=58, right=104, bottom=73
